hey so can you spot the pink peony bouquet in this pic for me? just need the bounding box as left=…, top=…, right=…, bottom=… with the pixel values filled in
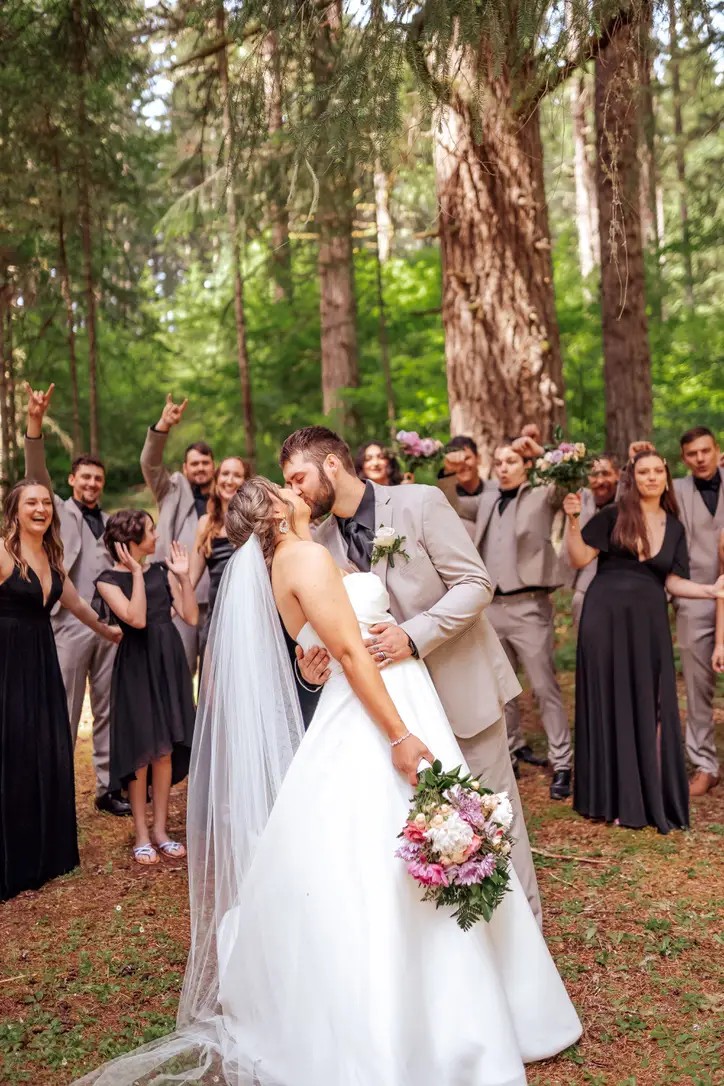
left=396, top=761, right=514, bottom=930
left=395, top=430, right=444, bottom=474
left=528, top=427, right=593, bottom=497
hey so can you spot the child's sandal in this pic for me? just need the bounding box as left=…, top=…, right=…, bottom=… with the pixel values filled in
left=133, top=843, right=159, bottom=866
left=155, top=839, right=186, bottom=859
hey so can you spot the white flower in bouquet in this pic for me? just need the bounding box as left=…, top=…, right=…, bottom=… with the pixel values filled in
left=425, top=810, right=475, bottom=857
left=488, top=792, right=514, bottom=831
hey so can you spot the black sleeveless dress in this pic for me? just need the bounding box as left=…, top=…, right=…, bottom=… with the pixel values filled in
left=199, top=535, right=235, bottom=657
left=93, top=563, right=195, bottom=791
left=574, top=505, right=690, bottom=833
left=0, top=566, right=79, bottom=900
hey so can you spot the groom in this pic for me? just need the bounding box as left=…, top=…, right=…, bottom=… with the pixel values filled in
left=281, top=426, right=542, bottom=926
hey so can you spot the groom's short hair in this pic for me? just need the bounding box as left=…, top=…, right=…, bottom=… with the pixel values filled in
left=280, top=426, right=355, bottom=473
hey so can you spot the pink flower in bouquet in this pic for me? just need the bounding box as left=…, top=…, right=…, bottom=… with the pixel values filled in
left=548, top=449, right=564, bottom=464
left=456, top=855, right=497, bottom=885
left=396, top=430, right=424, bottom=457
left=559, top=443, right=575, bottom=454
left=408, top=860, right=449, bottom=887
left=462, top=834, right=482, bottom=861
left=403, top=821, right=427, bottom=843
left=395, top=840, right=423, bottom=862
left=419, top=437, right=442, bottom=458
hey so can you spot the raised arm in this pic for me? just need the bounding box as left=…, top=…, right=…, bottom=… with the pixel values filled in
left=140, top=394, right=188, bottom=505
left=190, top=516, right=209, bottom=588
left=23, top=382, right=55, bottom=492
left=166, top=542, right=198, bottom=626
left=400, top=487, right=493, bottom=660
left=95, top=547, right=148, bottom=628
left=563, top=493, right=600, bottom=569
left=288, top=544, right=433, bottom=783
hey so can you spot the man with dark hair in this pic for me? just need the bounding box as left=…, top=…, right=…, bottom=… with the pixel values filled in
left=141, top=395, right=214, bottom=672
left=24, top=383, right=129, bottom=816
left=673, top=425, right=723, bottom=796
left=281, top=426, right=543, bottom=927
left=570, top=454, right=621, bottom=626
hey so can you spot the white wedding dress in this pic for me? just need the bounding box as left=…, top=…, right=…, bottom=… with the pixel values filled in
left=75, top=555, right=580, bottom=1086
left=215, top=572, right=581, bottom=1086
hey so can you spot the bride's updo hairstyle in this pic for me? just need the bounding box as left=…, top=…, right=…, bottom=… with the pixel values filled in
left=226, top=476, right=297, bottom=568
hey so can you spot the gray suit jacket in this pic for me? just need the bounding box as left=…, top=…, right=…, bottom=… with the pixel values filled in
left=140, top=427, right=209, bottom=604
left=315, top=482, right=521, bottom=738
left=439, top=477, right=566, bottom=589
left=673, top=469, right=724, bottom=574
left=24, top=435, right=110, bottom=613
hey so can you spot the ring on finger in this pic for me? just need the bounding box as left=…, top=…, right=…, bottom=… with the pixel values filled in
left=377, top=651, right=386, bottom=662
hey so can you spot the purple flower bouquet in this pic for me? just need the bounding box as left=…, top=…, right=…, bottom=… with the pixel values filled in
left=395, top=430, right=444, bottom=475
left=396, top=761, right=514, bottom=930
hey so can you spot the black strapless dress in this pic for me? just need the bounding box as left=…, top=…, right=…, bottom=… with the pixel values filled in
left=0, top=565, right=79, bottom=900
left=574, top=505, right=690, bottom=833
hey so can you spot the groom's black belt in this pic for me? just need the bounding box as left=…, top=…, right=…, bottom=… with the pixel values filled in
left=493, top=586, right=550, bottom=598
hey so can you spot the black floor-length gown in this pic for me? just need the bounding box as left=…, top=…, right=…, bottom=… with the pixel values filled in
left=0, top=566, right=79, bottom=900
left=93, top=563, right=195, bottom=790
left=574, top=504, right=690, bottom=833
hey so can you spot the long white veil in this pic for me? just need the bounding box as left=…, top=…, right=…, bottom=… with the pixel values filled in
left=75, top=536, right=305, bottom=1085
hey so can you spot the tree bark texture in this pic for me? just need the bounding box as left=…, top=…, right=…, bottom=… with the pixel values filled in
left=595, top=15, right=653, bottom=460
left=434, top=70, right=565, bottom=475
left=71, top=0, right=100, bottom=456
left=668, top=0, right=694, bottom=307
left=262, top=31, right=292, bottom=302
left=0, top=287, right=18, bottom=494
left=373, top=161, right=394, bottom=264
left=50, top=133, right=83, bottom=456
left=217, top=3, right=256, bottom=463
left=312, top=0, right=359, bottom=429
left=570, top=73, right=600, bottom=280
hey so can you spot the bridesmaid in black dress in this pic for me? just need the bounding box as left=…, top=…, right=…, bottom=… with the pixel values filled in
left=565, top=450, right=724, bottom=833
left=94, top=510, right=197, bottom=867
left=0, top=480, right=120, bottom=900
left=190, top=456, right=248, bottom=662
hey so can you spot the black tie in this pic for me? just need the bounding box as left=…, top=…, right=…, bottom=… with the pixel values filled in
left=338, top=518, right=374, bottom=573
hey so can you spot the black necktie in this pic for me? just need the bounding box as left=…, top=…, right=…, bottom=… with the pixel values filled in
left=338, top=518, right=374, bottom=573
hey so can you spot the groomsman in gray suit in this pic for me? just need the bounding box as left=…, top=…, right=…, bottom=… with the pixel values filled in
left=440, top=435, right=572, bottom=800
left=569, top=455, right=620, bottom=626
left=23, top=384, right=129, bottom=816
left=140, top=395, right=213, bottom=673
left=672, top=426, right=723, bottom=797
left=283, top=427, right=543, bottom=928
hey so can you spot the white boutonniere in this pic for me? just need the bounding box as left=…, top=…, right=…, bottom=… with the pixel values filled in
left=371, top=526, right=410, bottom=568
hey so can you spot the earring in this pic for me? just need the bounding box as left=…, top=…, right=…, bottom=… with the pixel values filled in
left=279, top=518, right=290, bottom=534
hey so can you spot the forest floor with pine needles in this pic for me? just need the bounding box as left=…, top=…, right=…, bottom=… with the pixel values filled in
left=1, top=655, right=723, bottom=1085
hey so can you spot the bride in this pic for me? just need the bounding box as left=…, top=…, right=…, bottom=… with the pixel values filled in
left=78, top=477, right=581, bottom=1086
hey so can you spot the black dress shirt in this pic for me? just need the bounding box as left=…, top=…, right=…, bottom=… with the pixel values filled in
left=73, top=499, right=104, bottom=541
left=693, top=471, right=721, bottom=517
left=192, top=484, right=208, bottom=519
left=336, top=481, right=376, bottom=573
left=497, top=485, right=521, bottom=516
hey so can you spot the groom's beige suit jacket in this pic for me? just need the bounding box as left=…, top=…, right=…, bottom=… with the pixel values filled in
left=314, top=482, right=521, bottom=738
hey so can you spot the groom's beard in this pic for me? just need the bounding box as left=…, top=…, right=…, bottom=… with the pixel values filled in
left=308, top=468, right=336, bottom=520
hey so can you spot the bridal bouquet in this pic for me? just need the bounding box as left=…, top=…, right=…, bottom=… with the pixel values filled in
left=395, top=430, right=444, bottom=474
left=396, top=762, right=514, bottom=931
left=528, top=427, right=593, bottom=496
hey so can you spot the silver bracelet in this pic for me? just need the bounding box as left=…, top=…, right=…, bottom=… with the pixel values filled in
left=293, top=657, right=322, bottom=694
left=390, top=731, right=412, bottom=748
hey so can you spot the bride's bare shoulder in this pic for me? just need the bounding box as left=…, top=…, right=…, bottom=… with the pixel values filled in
left=275, top=539, right=339, bottom=577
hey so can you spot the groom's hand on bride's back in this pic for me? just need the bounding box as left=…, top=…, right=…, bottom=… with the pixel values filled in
left=296, top=645, right=331, bottom=688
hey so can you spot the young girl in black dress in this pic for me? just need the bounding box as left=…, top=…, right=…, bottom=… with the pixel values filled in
left=565, top=450, right=724, bottom=833
left=94, top=510, right=197, bottom=866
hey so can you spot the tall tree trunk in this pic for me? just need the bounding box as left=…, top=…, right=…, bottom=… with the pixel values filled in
left=50, top=130, right=83, bottom=455
left=216, top=3, right=255, bottom=463
left=312, top=0, right=359, bottom=429
left=0, top=284, right=12, bottom=496
left=373, top=161, right=394, bottom=264
left=570, top=73, right=600, bottom=280
left=434, top=70, right=565, bottom=475
left=373, top=209, right=396, bottom=438
left=263, top=31, right=292, bottom=302
left=638, top=9, right=663, bottom=321
left=71, top=0, right=100, bottom=456
left=668, top=0, right=694, bottom=307
left=595, top=15, right=653, bottom=460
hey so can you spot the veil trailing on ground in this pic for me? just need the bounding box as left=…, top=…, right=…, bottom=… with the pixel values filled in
left=75, top=536, right=305, bottom=1085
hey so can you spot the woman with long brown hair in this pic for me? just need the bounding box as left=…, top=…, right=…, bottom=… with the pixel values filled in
left=565, top=450, right=724, bottom=833
left=0, top=480, right=120, bottom=900
left=190, top=456, right=249, bottom=658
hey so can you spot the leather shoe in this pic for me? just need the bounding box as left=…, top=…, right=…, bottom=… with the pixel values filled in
left=95, top=791, right=132, bottom=817
left=512, top=759, right=520, bottom=780
left=514, top=744, right=548, bottom=767
left=549, top=769, right=571, bottom=800
left=689, top=771, right=720, bottom=797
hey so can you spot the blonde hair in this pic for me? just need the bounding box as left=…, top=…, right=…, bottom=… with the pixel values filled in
left=226, top=477, right=297, bottom=568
